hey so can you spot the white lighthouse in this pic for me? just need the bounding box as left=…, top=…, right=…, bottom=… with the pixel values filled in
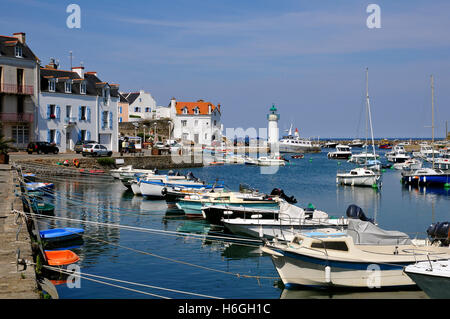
left=267, top=104, right=280, bottom=147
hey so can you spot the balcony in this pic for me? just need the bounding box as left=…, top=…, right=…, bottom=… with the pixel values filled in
left=0, top=113, right=34, bottom=123
left=0, top=83, right=34, bottom=95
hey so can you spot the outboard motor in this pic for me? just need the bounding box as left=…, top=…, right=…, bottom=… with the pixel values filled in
left=427, top=222, right=450, bottom=246
left=346, top=204, right=374, bottom=223
left=270, top=188, right=297, bottom=204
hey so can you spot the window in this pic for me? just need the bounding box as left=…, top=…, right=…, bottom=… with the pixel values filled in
left=214, top=120, right=217, bottom=126
left=66, top=105, right=72, bottom=118
left=181, top=120, right=187, bottom=127
left=310, top=241, right=348, bottom=251
left=103, top=87, right=110, bottom=105
left=65, top=81, right=72, bottom=93
left=80, top=82, right=86, bottom=94
left=80, top=130, right=86, bottom=141
left=119, top=117, right=122, bottom=123
left=49, top=129, right=56, bottom=143
left=49, top=105, right=56, bottom=119
left=102, top=111, right=108, bottom=128
left=145, top=107, right=150, bottom=113
left=15, top=46, right=22, bottom=58
left=205, top=133, right=208, bottom=140
left=80, top=106, right=87, bottom=120
left=12, top=125, right=29, bottom=146
left=194, top=120, right=198, bottom=127
left=182, top=133, right=189, bottom=140
left=194, top=107, right=199, bottom=115
left=119, top=106, right=122, bottom=114
left=134, top=107, right=141, bottom=113
left=182, top=107, right=188, bottom=114
left=48, top=79, right=56, bottom=92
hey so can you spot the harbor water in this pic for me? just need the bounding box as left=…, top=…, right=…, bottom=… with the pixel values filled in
left=41, top=149, right=449, bottom=299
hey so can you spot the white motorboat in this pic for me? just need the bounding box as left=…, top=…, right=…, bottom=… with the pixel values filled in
left=257, top=155, right=286, bottom=166
left=386, top=145, right=411, bottom=163
left=348, top=152, right=379, bottom=165
left=279, top=125, right=321, bottom=153
left=349, top=139, right=364, bottom=148
left=393, top=158, right=423, bottom=171
left=327, top=144, right=352, bottom=160
left=216, top=201, right=347, bottom=241
left=413, top=144, right=440, bottom=160
left=244, top=156, right=259, bottom=165
left=139, top=173, right=223, bottom=199
left=224, top=154, right=246, bottom=164
left=262, top=219, right=450, bottom=289
left=336, top=167, right=381, bottom=187
left=434, top=150, right=450, bottom=170
left=110, top=165, right=156, bottom=179
left=404, top=259, right=450, bottom=299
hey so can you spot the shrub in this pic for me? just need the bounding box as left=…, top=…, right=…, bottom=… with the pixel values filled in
left=97, top=158, right=115, bottom=166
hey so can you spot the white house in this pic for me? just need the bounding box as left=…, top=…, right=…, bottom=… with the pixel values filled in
left=168, top=98, right=222, bottom=146
left=37, top=61, right=119, bottom=152
left=120, top=90, right=156, bottom=121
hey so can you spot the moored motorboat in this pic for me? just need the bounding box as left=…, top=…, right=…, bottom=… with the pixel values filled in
left=336, top=167, right=382, bottom=188
left=404, top=259, right=450, bottom=299
left=327, top=144, right=352, bottom=160
left=262, top=218, right=450, bottom=289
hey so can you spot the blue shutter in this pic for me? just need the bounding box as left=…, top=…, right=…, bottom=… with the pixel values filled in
left=46, top=105, right=50, bottom=119
left=78, top=130, right=82, bottom=142
left=78, top=106, right=82, bottom=121
left=101, top=112, right=105, bottom=129
left=47, top=130, right=50, bottom=143
left=56, top=105, right=60, bottom=120
left=109, top=112, right=113, bottom=129
left=87, top=107, right=91, bottom=122
left=56, top=130, right=61, bottom=145
left=86, top=131, right=91, bottom=140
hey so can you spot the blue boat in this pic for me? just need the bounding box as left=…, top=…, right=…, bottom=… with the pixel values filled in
left=39, top=228, right=84, bottom=242
left=402, top=168, right=450, bottom=187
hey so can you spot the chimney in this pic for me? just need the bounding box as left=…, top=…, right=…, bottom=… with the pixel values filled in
left=170, top=97, right=176, bottom=109
left=45, top=58, right=58, bottom=69
left=72, top=66, right=85, bottom=78
left=13, top=32, right=26, bottom=44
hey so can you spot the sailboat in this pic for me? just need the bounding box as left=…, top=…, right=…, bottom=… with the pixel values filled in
left=337, top=68, right=381, bottom=188
left=402, top=75, right=450, bottom=187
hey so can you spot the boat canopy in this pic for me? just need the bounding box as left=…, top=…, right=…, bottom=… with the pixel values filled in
left=346, top=219, right=412, bottom=246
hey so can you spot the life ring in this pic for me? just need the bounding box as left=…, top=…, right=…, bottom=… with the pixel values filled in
left=73, top=158, right=80, bottom=168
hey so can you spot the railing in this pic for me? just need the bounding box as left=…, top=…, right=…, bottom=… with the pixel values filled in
left=0, top=83, right=34, bottom=95
left=0, top=113, right=34, bottom=122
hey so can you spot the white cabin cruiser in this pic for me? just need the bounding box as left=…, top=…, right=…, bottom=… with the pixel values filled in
left=393, top=158, right=423, bottom=171
left=111, top=165, right=157, bottom=179
left=348, top=152, right=379, bottom=165
left=327, top=144, right=352, bottom=160
left=257, top=155, right=286, bottom=166
left=413, top=144, right=440, bottom=160
left=386, top=145, right=411, bottom=163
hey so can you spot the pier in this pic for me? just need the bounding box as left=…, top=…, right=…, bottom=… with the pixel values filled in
left=0, top=164, right=39, bottom=299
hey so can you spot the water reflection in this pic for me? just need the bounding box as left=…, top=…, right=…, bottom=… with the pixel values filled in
left=336, top=185, right=381, bottom=222
left=401, top=184, right=450, bottom=200
left=280, top=288, right=429, bottom=299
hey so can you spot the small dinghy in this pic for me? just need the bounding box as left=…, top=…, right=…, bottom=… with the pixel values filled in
left=44, top=250, right=80, bottom=266
left=40, top=228, right=84, bottom=243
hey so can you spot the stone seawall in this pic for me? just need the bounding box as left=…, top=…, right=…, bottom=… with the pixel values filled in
left=15, top=154, right=203, bottom=173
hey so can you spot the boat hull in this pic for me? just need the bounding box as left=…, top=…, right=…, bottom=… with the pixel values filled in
left=405, top=271, right=450, bottom=299
left=267, top=248, right=414, bottom=289
left=336, top=175, right=381, bottom=187
left=178, top=201, right=279, bottom=218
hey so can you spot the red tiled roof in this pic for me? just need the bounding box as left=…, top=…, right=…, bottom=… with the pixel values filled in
left=175, top=101, right=217, bottom=115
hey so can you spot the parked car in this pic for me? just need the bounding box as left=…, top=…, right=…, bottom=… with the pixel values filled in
left=82, top=144, right=112, bottom=157
left=154, top=142, right=165, bottom=149
left=27, top=142, right=59, bottom=155
left=75, top=140, right=97, bottom=154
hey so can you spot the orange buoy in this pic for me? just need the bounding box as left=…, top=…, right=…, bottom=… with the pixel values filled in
left=73, top=158, right=80, bottom=168
left=44, top=250, right=80, bottom=266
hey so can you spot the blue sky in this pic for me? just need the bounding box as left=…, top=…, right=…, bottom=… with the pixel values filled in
left=1, top=0, right=450, bottom=138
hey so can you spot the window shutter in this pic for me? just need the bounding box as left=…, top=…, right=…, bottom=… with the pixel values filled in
left=47, top=105, right=50, bottom=119
left=56, top=105, right=60, bottom=120
left=78, top=131, right=81, bottom=142
left=86, top=130, right=91, bottom=140
left=109, top=112, right=113, bottom=129
left=87, top=107, right=91, bottom=122
left=47, top=130, right=50, bottom=143
left=79, top=106, right=82, bottom=121
left=101, top=112, right=105, bottom=129
left=56, top=130, right=61, bottom=145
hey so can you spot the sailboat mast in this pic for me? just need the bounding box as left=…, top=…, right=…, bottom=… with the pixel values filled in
left=431, top=75, right=435, bottom=167
left=366, top=68, right=376, bottom=158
